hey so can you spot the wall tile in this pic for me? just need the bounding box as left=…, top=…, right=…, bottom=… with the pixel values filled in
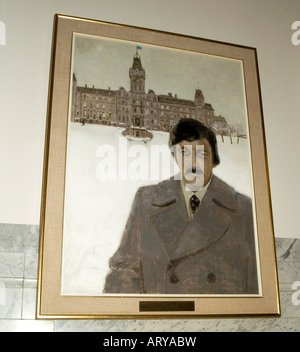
left=216, top=317, right=300, bottom=332
left=280, top=291, right=300, bottom=318
left=0, top=224, right=39, bottom=254
left=0, top=252, right=24, bottom=278
left=277, top=261, right=300, bottom=284
left=0, top=278, right=23, bottom=319
left=53, top=317, right=300, bottom=332
left=0, top=319, right=53, bottom=332
left=22, top=280, right=37, bottom=320
left=24, top=254, right=39, bottom=279
left=54, top=318, right=223, bottom=332
left=276, top=238, right=300, bottom=262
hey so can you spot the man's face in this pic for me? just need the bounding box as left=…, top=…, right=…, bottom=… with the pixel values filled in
left=175, top=138, right=214, bottom=191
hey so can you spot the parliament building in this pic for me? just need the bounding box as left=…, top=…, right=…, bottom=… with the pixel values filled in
left=71, top=52, right=227, bottom=134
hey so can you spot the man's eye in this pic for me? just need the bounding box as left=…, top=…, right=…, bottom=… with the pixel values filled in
left=197, top=151, right=208, bottom=158
left=181, top=149, right=190, bottom=155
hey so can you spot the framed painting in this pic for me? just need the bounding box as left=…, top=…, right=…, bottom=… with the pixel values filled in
left=37, top=14, right=280, bottom=318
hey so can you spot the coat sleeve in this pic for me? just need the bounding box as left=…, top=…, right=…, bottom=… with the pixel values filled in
left=103, top=188, right=143, bottom=293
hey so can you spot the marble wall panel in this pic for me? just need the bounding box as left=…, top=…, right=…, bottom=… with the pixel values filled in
left=0, top=278, right=23, bottom=319
left=0, top=224, right=39, bottom=254
left=0, top=224, right=299, bottom=332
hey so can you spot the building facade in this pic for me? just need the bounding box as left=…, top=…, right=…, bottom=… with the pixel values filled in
left=71, top=52, right=225, bottom=133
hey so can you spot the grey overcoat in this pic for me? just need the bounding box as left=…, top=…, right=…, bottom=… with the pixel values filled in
left=104, top=175, right=259, bottom=294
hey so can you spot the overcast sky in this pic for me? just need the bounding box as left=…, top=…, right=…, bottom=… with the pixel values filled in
left=72, top=34, right=248, bottom=131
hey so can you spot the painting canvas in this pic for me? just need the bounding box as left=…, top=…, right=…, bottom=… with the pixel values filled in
left=62, top=34, right=260, bottom=296
left=37, top=15, right=280, bottom=318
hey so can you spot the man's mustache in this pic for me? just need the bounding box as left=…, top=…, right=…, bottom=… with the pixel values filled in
left=184, top=167, right=203, bottom=175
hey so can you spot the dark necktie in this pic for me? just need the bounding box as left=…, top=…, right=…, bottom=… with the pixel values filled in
left=190, top=194, right=200, bottom=214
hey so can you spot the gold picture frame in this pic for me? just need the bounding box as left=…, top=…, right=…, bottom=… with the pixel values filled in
left=37, top=14, right=280, bottom=318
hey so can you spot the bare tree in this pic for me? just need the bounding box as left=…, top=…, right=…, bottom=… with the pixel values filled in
left=211, top=122, right=225, bottom=142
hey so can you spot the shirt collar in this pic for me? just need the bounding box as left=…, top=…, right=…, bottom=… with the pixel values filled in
left=181, top=177, right=211, bottom=200
left=181, top=176, right=212, bottom=219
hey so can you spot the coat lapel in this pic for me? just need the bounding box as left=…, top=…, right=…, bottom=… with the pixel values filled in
left=171, top=175, right=237, bottom=261
left=150, top=177, right=189, bottom=255
left=150, top=175, right=237, bottom=262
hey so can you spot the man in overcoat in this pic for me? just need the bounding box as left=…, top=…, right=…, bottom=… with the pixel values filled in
left=104, top=118, right=259, bottom=294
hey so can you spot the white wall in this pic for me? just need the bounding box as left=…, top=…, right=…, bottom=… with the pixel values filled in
left=0, top=0, right=299, bottom=238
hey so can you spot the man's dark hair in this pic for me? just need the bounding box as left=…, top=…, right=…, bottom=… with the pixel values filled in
left=169, top=118, right=220, bottom=166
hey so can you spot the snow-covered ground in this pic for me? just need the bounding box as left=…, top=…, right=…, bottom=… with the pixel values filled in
left=61, top=123, right=254, bottom=295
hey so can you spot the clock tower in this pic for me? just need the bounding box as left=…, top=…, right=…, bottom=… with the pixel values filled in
left=129, top=51, right=146, bottom=128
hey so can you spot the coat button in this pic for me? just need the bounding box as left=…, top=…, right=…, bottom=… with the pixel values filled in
left=207, top=272, right=216, bottom=284
left=169, top=272, right=179, bottom=283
